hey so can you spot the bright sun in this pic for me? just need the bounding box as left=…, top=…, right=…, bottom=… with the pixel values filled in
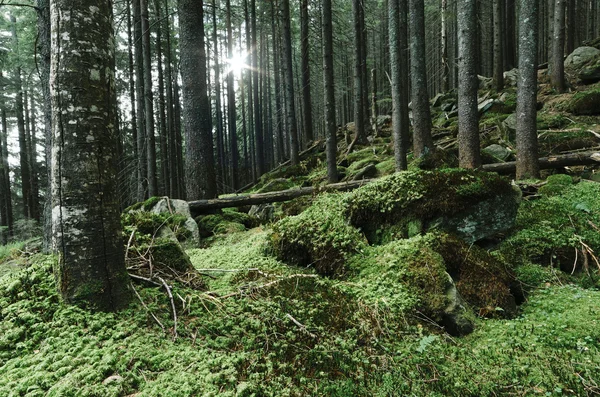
left=226, top=51, right=248, bottom=75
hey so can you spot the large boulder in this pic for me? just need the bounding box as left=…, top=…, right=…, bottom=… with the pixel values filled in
left=148, top=197, right=200, bottom=245
left=578, top=54, right=600, bottom=83
left=565, top=46, right=600, bottom=70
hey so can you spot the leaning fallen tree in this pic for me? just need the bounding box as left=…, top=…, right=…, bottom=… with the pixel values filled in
left=189, top=151, right=600, bottom=214
left=482, top=151, right=600, bottom=173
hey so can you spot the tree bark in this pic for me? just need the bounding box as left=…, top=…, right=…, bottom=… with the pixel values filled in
left=50, top=0, right=131, bottom=311
left=225, top=0, right=239, bottom=191
left=457, top=0, right=481, bottom=168
left=322, top=0, right=338, bottom=183
left=270, top=6, right=285, bottom=165
left=300, top=0, right=314, bottom=145
left=178, top=0, right=218, bottom=199
left=389, top=0, right=410, bottom=170
left=441, top=0, right=449, bottom=92
left=352, top=0, right=368, bottom=145
left=493, top=0, right=505, bottom=90
left=251, top=0, right=265, bottom=175
left=154, top=0, right=169, bottom=196
left=551, top=0, right=567, bottom=92
left=133, top=0, right=147, bottom=200
left=212, top=0, right=226, bottom=190
left=516, top=0, right=540, bottom=179
left=0, top=74, right=13, bottom=243
left=409, top=0, right=435, bottom=158
left=281, top=0, right=300, bottom=165
left=140, top=0, right=158, bottom=197
left=483, top=151, right=600, bottom=173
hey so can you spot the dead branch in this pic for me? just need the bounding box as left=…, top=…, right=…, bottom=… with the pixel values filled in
left=130, top=282, right=166, bottom=333
left=157, top=276, right=178, bottom=341
left=285, top=313, right=317, bottom=339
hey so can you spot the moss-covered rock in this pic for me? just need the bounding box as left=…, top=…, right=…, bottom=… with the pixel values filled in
left=538, top=129, right=597, bottom=155
left=269, top=193, right=367, bottom=276
left=344, top=169, right=520, bottom=244
left=196, top=210, right=256, bottom=238
left=562, top=88, right=600, bottom=115
left=499, top=180, right=600, bottom=276
left=538, top=174, right=574, bottom=196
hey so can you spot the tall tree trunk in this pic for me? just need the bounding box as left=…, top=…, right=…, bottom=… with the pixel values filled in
left=441, top=0, right=449, bottom=92
left=457, top=0, right=481, bottom=168
left=251, top=0, right=265, bottom=176
left=0, top=73, right=13, bottom=243
left=551, top=0, right=567, bottom=92
left=409, top=0, right=434, bottom=159
left=126, top=0, right=138, bottom=203
left=27, top=89, right=40, bottom=221
left=322, top=0, right=338, bottom=183
left=282, top=0, right=300, bottom=165
left=516, top=0, right=540, bottom=179
left=566, top=0, right=575, bottom=53
left=172, top=67, right=186, bottom=199
left=133, top=0, right=147, bottom=200
left=505, top=0, right=516, bottom=68
left=244, top=0, right=256, bottom=180
left=212, top=0, right=226, bottom=190
left=300, top=0, right=314, bottom=144
left=179, top=0, right=218, bottom=199
left=10, top=15, right=33, bottom=219
left=140, top=0, right=158, bottom=197
left=225, top=0, right=239, bottom=190
left=389, top=0, right=410, bottom=170
left=164, top=0, right=177, bottom=198
left=270, top=7, right=284, bottom=165
left=36, top=0, right=52, bottom=249
left=51, top=0, right=131, bottom=310
left=493, top=0, right=505, bottom=90
left=352, top=0, right=368, bottom=145
left=154, top=0, right=169, bottom=196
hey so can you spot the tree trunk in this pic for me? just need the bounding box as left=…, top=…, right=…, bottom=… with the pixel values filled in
left=251, top=0, right=265, bottom=176
left=389, top=0, right=410, bottom=170
left=225, top=0, right=239, bottom=191
left=493, top=0, right=505, bottom=90
left=352, top=0, right=368, bottom=146
left=35, top=0, right=52, bottom=249
left=300, top=0, right=314, bottom=145
left=270, top=6, right=285, bottom=165
left=50, top=0, right=131, bottom=311
left=457, top=0, right=481, bottom=168
left=551, top=0, right=566, bottom=92
left=0, top=75, right=13, bottom=243
left=244, top=0, right=256, bottom=181
left=212, top=0, right=226, bottom=190
left=154, top=0, right=169, bottom=196
left=409, top=0, right=435, bottom=159
left=281, top=0, right=300, bottom=165
left=566, top=0, right=575, bottom=53
left=441, top=0, right=449, bottom=92
left=516, top=0, right=540, bottom=179
left=322, top=0, right=338, bottom=183
left=179, top=0, right=218, bottom=199
left=126, top=0, right=138, bottom=203
left=140, top=0, right=158, bottom=197
left=133, top=0, right=147, bottom=200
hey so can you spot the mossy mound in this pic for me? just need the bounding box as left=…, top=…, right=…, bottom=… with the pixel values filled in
left=269, top=193, right=367, bottom=276
left=196, top=209, right=257, bottom=238
left=538, top=129, right=598, bottom=155
left=538, top=173, right=574, bottom=196
left=344, top=169, right=518, bottom=244
left=256, top=178, right=299, bottom=193
left=499, top=180, right=600, bottom=277
left=430, top=233, right=520, bottom=317
left=562, top=88, right=600, bottom=115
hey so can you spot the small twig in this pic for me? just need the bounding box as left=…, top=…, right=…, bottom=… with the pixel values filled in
left=130, top=283, right=166, bottom=333
left=157, top=276, right=178, bottom=340
left=129, top=273, right=162, bottom=287
left=285, top=313, right=317, bottom=339
left=571, top=247, right=579, bottom=275
left=217, top=274, right=319, bottom=299
left=125, top=229, right=136, bottom=259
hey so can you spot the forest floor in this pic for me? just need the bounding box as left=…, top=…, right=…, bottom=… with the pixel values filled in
left=1, top=74, right=600, bottom=396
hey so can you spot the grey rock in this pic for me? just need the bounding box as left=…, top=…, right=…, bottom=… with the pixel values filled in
left=503, top=68, right=519, bottom=86
left=148, top=197, right=200, bottom=246
left=578, top=54, right=600, bottom=83
left=431, top=185, right=522, bottom=243
left=249, top=204, right=275, bottom=223
left=503, top=113, right=517, bottom=132
left=441, top=272, right=474, bottom=336
left=482, top=144, right=512, bottom=161
left=565, top=46, right=600, bottom=69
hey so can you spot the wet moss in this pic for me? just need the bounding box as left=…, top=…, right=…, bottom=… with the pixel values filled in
left=562, top=88, right=600, bottom=115
left=268, top=193, right=367, bottom=276
left=196, top=210, right=256, bottom=238
left=538, top=174, right=574, bottom=196
left=344, top=169, right=515, bottom=244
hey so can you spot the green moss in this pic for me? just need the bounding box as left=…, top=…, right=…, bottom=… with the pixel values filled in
left=538, top=173, right=574, bottom=196
left=561, top=88, right=600, bottom=115
left=538, top=129, right=597, bottom=155
left=197, top=210, right=255, bottom=238
left=121, top=211, right=190, bottom=243
left=344, top=169, right=514, bottom=244
left=499, top=180, right=600, bottom=276
left=256, top=178, right=298, bottom=193
left=268, top=193, right=367, bottom=276
left=536, top=112, right=570, bottom=130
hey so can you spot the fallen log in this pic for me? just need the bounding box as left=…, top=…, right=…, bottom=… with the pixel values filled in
left=190, top=151, right=600, bottom=214
left=482, top=151, right=600, bottom=174
left=189, top=178, right=376, bottom=215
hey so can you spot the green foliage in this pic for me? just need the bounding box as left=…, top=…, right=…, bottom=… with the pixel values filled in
left=538, top=173, right=574, bottom=196
left=560, top=87, right=600, bottom=115
left=196, top=210, right=256, bottom=238
left=269, top=193, right=367, bottom=276
left=537, top=112, right=570, bottom=130
left=499, top=180, right=600, bottom=276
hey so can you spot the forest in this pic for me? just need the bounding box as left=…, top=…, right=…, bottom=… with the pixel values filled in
left=1, top=0, right=600, bottom=395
